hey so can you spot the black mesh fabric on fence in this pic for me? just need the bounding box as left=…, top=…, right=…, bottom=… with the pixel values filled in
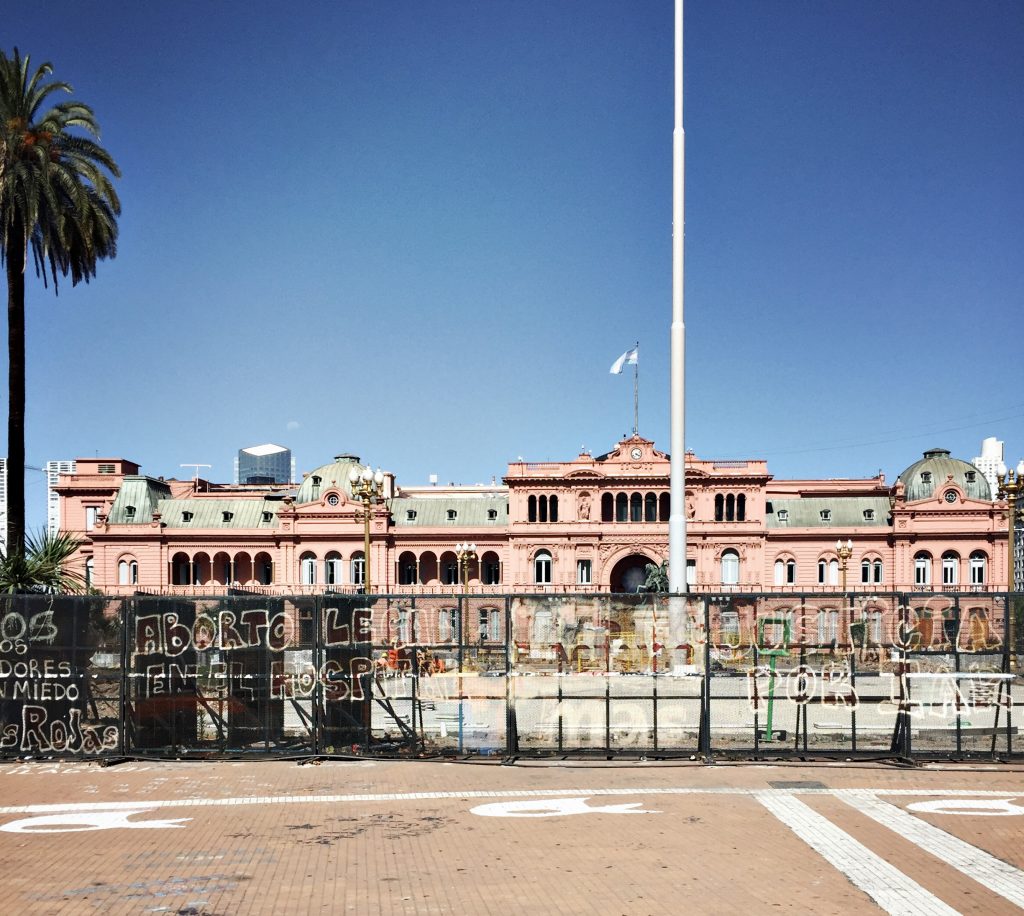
left=0, top=594, right=123, bottom=757
left=0, top=592, right=1019, bottom=761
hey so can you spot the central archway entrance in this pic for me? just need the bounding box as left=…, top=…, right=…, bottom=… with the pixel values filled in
left=609, top=553, right=653, bottom=593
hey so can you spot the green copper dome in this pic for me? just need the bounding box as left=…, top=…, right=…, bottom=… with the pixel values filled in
left=295, top=453, right=366, bottom=504
left=897, top=448, right=991, bottom=502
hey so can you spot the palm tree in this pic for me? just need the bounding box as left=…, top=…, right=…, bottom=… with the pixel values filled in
left=0, top=48, right=120, bottom=560
left=0, top=529, right=85, bottom=593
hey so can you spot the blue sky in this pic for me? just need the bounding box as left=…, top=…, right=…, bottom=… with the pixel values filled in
left=7, top=0, right=1023, bottom=528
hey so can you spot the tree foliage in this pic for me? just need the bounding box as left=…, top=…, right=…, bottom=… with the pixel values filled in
left=0, top=529, right=85, bottom=593
left=0, top=48, right=120, bottom=557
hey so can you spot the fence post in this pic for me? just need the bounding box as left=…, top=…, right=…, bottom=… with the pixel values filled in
left=891, top=596, right=912, bottom=761
left=312, top=594, right=322, bottom=756
left=699, top=597, right=712, bottom=761
left=118, top=597, right=131, bottom=757
left=504, top=596, right=518, bottom=762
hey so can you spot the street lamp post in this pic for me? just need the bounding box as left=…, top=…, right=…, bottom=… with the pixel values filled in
left=997, top=459, right=1024, bottom=671
left=835, top=539, right=854, bottom=592
left=349, top=465, right=385, bottom=594
left=453, top=542, right=477, bottom=755
left=455, top=542, right=477, bottom=594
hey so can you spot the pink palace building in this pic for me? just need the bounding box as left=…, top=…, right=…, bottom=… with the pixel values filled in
left=55, top=437, right=1013, bottom=596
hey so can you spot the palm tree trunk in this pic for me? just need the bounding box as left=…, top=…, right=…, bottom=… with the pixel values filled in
left=6, top=221, right=26, bottom=560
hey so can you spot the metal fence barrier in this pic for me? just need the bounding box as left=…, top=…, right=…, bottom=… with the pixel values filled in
left=1, top=592, right=1020, bottom=762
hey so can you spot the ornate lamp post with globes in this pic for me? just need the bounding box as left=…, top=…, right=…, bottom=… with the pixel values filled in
left=455, top=542, right=477, bottom=594
left=997, top=459, right=1024, bottom=670
left=835, top=539, right=854, bottom=592
left=349, top=465, right=385, bottom=594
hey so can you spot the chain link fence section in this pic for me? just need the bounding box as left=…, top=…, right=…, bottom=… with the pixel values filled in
left=0, top=592, right=1020, bottom=761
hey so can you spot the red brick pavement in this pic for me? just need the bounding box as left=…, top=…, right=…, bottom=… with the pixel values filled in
left=1, top=759, right=1023, bottom=914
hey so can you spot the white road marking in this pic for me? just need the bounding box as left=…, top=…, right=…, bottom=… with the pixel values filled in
left=757, top=793, right=959, bottom=916
left=907, top=798, right=1024, bottom=817
left=840, top=791, right=1024, bottom=909
left=0, top=786, right=1018, bottom=817
left=470, top=797, right=659, bottom=817
left=0, top=807, right=190, bottom=833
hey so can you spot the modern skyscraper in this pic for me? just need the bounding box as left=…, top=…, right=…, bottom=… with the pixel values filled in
left=235, top=444, right=293, bottom=485
left=972, top=437, right=1004, bottom=500
left=46, top=460, right=77, bottom=535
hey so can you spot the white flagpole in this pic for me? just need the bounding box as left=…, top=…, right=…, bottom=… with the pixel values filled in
left=633, top=340, right=639, bottom=435
left=668, top=0, right=687, bottom=593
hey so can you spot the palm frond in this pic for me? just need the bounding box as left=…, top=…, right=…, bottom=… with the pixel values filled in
left=0, top=530, right=86, bottom=594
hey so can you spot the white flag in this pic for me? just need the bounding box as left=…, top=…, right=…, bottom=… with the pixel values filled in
left=610, top=346, right=638, bottom=374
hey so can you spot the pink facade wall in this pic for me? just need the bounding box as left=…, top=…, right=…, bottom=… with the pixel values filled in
left=55, top=437, right=1012, bottom=595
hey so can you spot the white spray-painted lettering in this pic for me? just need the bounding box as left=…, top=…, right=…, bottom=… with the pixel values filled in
left=0, top=706, right=118, bottom=754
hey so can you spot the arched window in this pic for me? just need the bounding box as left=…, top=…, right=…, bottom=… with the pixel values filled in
left=969, top=551, right=986, bottom=586
left=255, top=553, right=274, bottom=585
left=397, top=607, right=414, bottom=643
left=534, top=550, right=552, bottom=585
left=325, top=552, right=342, bottom=587
left=351, top=552, right=365, bottom=587
left=942, top=551, right=960, bottom=586
left=84, top=557, right=94, bottom=588
left=539, top=495, right=548, bottom=523
left=659, top=493, right=670, bottom=521
left=601, top=493, right=614, bottom=522
left=737, top=494, right=746, bottom=522
left=616, top=493, right=628, bottom=522
left=442, top=556, right=459, bottom=586
left=774, top=558, right=796, bottom=586
left=549, top=495, right=558, bottom=522
left=118, top=558, right=138, bottom=586
left=533, top=609, right=554, bottom=644
left=528, top=495, right=537, bottom=523
left=479, top=607, right=501, bottom=642
left=630, top=493, right=643, bottom=522
left=817, top=558, right=838, bottom=586
left=714, top=494, right=724, bottom=522
left=398, top=553, right=417, bottom=586
left=725, top=494, right=735, bottom=522
left=171, top=553, right=190, bottom=586
left=914, top=552, right=932, bottom=587
left=817, top=608, right=839, bottom=644
left=300, top=552, right=317, bottom=586
left=869, top=610, right=884, bottom=643
left=720, top=549, right=739, bottom=585
left=481, top=552, right=501, bottom=585
left=644, top=493, right=657, bottom=522
left=438, top=608, right=458, bottom=643
left=862, top=558, right=883, bottom=585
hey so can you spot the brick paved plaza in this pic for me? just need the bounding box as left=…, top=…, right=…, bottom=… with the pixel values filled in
left=1, top=758, right=1023, bottom=914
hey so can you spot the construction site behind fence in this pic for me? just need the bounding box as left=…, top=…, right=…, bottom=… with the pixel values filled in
left=1, top=591, right=1021, bottom=763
